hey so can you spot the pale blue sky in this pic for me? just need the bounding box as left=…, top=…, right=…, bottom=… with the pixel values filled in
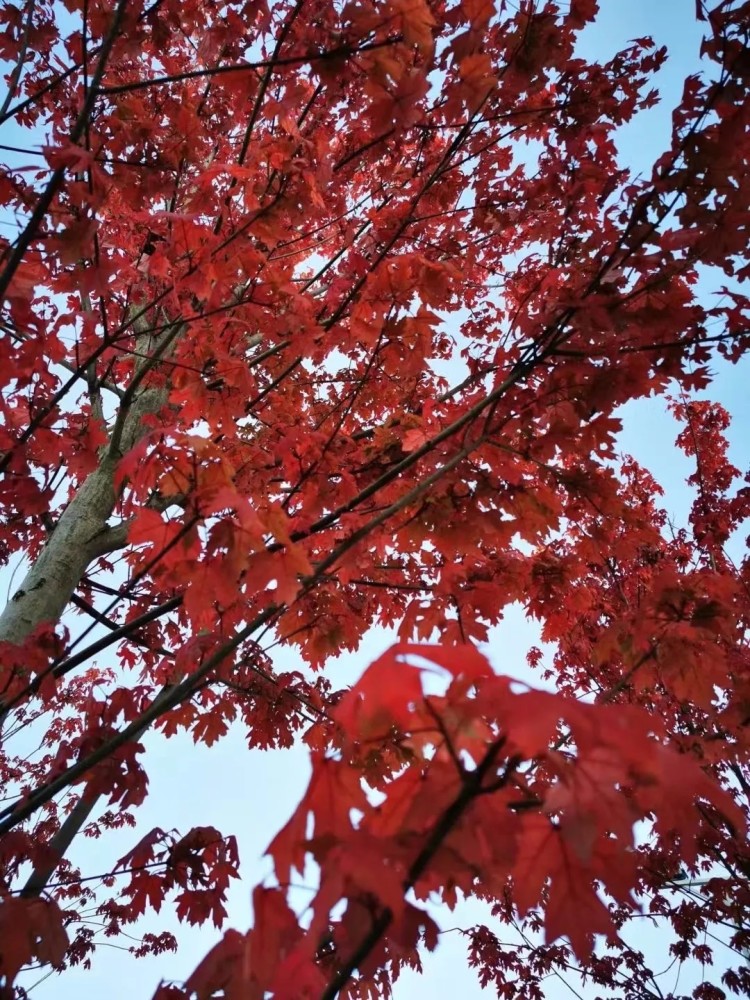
left=5, top=1, right=748, bottom=997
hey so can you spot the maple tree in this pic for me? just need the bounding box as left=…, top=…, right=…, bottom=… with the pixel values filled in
left=0, top=0, right=749, bottom=995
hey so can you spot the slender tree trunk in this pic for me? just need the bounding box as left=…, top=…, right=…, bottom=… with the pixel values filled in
left=1, top=367, right=169, bottom=895
left=0, top=457, right=118, bottom=646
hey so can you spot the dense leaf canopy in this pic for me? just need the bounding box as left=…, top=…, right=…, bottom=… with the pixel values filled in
left=0, top=0, right=749, bottom=996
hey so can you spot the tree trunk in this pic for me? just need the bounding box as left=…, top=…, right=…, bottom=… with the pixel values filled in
left=0, top=457, right=118, bottom=646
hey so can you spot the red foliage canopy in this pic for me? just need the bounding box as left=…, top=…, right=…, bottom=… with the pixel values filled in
left=0, top=0, right=749, bottom=996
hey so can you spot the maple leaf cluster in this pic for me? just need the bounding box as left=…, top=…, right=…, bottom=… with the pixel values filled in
left=0, top=0, right=749, bottom=996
